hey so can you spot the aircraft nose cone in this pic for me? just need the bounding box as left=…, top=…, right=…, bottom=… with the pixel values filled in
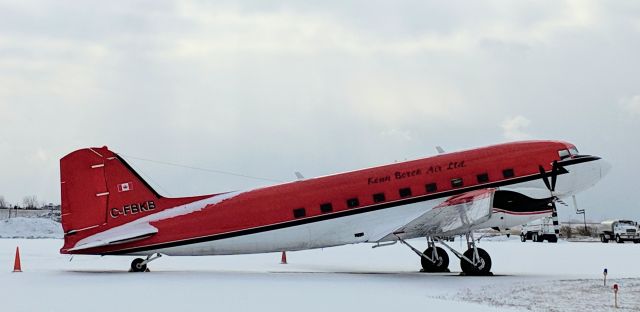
left=600, top=159, right=612, bottom=178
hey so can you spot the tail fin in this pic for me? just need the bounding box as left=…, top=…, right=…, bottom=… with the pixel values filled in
left=60, top=146, right=183, bottom=253
left=60, top=146, right=162, bottom=235
left=60, top=146, right=217, bottom=254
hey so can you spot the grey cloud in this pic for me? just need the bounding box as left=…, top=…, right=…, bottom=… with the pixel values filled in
left=0, top=0, right=638, bottom=220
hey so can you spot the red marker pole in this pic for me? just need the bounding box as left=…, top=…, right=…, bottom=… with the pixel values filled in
left=613, top=284, right=619, bottom=308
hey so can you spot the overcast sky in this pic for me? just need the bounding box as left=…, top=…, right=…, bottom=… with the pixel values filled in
left=1, top=0, right=639, bottom=221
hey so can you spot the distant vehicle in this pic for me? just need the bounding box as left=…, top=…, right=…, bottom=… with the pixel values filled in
left=520, top=217, right=558, bottom=243
left=599, top=220, right=640, bottom=243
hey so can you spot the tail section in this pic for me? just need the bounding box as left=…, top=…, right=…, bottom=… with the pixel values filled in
left=60, top=146, right=211, bottom=254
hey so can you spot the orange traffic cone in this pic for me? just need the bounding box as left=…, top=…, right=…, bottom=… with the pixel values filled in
left=280, top=251, right=287, bottom=264
left=13, top=246, right=22, bottom=272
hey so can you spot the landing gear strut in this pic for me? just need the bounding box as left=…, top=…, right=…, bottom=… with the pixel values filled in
left=459, top=233, right=491, bottom=275
left=436, top=233, right=492, bottom=276
left=395, top=232, right=492, bottom=275
left=129, top=253, right=162, bottom=272
left=395, top=235, right=450, bottom=273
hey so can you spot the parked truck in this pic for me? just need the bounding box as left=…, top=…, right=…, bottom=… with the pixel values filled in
left=520, top=217, right=558, bottom=243
left=599, top=220, right=640, bottom=243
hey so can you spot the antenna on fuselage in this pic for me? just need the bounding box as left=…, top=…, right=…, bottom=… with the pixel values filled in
left=294, top=172, right=305, bottom=180
left=436, top=146, right=445, bottom=154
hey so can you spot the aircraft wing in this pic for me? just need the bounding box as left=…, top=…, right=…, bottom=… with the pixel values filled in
left=375, top=189, right=495, bottom=242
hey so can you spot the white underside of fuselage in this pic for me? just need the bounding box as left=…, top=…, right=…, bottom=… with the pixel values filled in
left=128, top=159, right=606, bottom=256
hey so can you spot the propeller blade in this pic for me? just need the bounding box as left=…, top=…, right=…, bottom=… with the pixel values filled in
left=550, top=161, right=558, bottom=192
left=539, top=165, right=551, bottom=191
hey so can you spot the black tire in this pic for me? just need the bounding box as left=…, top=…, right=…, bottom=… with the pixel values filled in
left=130, top=258, right=147, bottom=272
left=634, top=240, right=640, bottom=244
left=600, top=235, right=608, bottom=243
left=460, top=248, right=492, bottom=275
left=616, top=235, right=624, bottom=244
left=520, top=234, right=526, bottom=242
left=421, top=247, right=450, bottom=273
left=548, top=235, right=558, bottom=243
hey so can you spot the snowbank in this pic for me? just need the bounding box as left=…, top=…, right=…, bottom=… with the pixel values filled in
left=0, top=217, right=62, bottom=239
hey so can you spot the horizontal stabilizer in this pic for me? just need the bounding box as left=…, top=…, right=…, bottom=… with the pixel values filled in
left=68, top=223, right=158, bottom=251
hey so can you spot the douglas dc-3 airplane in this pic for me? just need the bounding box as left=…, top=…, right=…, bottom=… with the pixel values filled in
left=59, top=141, right=610, bottom=274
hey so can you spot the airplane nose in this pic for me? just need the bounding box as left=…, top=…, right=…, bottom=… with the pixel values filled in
left=600, top=159, right=612, bottom=178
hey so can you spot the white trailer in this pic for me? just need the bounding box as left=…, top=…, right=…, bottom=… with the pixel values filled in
left=599, top=220, right=640, bottom=243
left=520, top=217, right=558, bottom=243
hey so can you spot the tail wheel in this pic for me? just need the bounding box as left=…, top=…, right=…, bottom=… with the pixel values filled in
left=460, top=248, right=492, bottom=275
left=421, top=247, right=450, bottom=272
left=130, top=258, right=147, bottom=272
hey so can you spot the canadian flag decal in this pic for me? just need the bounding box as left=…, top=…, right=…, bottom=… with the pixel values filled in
left=117, top=182, right=133, bottom=192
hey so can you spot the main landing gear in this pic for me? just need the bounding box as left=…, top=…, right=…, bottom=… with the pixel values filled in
left=396, top=232, right=492, bottom=276
left=129, top=253, right=162, bottom=272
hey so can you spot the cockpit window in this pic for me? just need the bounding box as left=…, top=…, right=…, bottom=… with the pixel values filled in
left=569, top=147, right=579, bottom=155
left=558, top=149, right=571, bottom=160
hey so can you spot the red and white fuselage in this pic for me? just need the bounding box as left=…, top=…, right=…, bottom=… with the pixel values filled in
left=59, top=141, right=610, bottom=256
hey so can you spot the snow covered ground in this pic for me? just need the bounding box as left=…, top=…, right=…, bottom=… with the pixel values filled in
left=0, top=217, right=62, bottom=238
left=1, top=237, right=638, bottom=312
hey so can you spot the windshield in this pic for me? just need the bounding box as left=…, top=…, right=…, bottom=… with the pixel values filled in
left=619, top=220, right=635, bottom=226
left=569, top=147, right=579, bottom=155
left=558, top=149, right=571, bottom=160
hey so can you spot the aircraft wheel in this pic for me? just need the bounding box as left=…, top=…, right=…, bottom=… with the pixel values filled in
left=520, top=234, right=526, bottom=242
left=421, top=247, right=450, bottom=272
left=616, top=235, right=624, bottom=244
left=130, top=258, right=147, bottom=272
left=460, top=248, right=492, bottom=276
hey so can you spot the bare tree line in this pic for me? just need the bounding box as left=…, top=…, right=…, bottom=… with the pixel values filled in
left=0, top=195, right=57, bottom=209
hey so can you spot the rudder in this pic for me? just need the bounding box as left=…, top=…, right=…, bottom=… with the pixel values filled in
left=60, top=146, right=162, bottom=238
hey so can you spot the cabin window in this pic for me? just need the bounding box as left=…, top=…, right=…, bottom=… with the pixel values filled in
left=425, top=183, right=437, bottom=193
left=558, top=149, right=571, bottom=160
left=346, top=198, right=359, bottom=208
left=320, top=203, right=333, bottom=213
left=477, top=173, right=489, bottom=183
left=373, top=193, right=386, bottom=203
left=502, top=168, right=515, bottom=178
left=451, top=178, right=463, bottom=188
left=293, top=208, right=306, bottom=219
left=399, top=187, right=412, bottom=198
left=569, top=147, right=579, bottom=155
